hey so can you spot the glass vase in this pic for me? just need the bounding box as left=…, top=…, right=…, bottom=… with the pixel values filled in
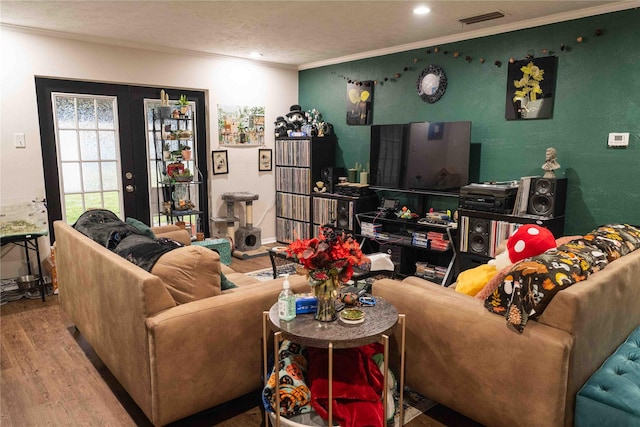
left=313, top=278, right=338, bottom=322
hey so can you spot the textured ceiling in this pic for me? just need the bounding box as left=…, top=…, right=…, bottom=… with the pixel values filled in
left=0, top=1, right=635, bottom=68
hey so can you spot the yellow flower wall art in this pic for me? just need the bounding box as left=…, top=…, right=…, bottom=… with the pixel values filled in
left=346, top=81, right=374, bottom=125
left=505, top=56, right=558, bottom=120
left=513, top=62, right=545, bottom=102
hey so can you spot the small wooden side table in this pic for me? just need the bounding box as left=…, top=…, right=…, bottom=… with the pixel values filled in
left=263, top=298, right=406, bottom=426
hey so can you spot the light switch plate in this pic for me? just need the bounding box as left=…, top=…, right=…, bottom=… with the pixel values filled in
left=14, top=133, right=26, bottom=148
left=608, top=132, right=629, bottom=148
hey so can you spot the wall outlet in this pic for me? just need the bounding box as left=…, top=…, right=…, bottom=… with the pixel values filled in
left=607, top=132, right=629, bottom=148
left=14, top=133, right=26, bottom=148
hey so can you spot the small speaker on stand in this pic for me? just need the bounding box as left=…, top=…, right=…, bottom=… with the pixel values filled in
left=321, top=167, right=346, bottom=194
left=336, top=199, right=352, bottom=230
left=467, top=217, right=491, bottom=257
left=527, top=177, right=567, bottom=218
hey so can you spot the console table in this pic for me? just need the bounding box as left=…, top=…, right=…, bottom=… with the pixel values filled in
left=263, top=298, right=405, bottom=426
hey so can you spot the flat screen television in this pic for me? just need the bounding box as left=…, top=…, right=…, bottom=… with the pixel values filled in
left=369, top=121, right=471, bottom=192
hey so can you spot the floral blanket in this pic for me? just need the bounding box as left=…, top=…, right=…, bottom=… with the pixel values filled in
left=262, top=340, right=312, bottom=417
left=485, top=224, right=640, bottom=333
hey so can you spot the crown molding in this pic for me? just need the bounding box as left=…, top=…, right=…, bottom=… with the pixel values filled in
left=298, top=1, right=639, bottom=71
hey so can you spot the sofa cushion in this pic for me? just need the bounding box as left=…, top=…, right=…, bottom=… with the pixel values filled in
left=575, top=325, right=640, bottom=426
left=151, top=245, right=222, bottom=304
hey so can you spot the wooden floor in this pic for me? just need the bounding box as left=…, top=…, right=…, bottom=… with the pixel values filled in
left=0, top=249, right=481, bottom=427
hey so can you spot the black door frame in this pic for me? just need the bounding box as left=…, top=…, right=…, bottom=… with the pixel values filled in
left=35, top=78, right=208, bottom=241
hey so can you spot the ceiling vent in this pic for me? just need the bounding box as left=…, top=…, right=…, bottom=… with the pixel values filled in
left=459, top=11, right=505, bottom=25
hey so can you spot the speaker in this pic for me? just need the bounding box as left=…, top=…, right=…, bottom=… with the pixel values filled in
left=336, top=199, right=353, bottom=230
left=527, top=177, right=567, bottom=218
left=321, top=167, right=346, bottom=194
left=467, top=217, right=490, bottom=257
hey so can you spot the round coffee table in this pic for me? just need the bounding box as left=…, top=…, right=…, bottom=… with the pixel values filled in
left=263, top=297, right=406, bottom=426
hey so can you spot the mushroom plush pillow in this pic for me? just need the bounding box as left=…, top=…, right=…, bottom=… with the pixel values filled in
left=459, top=225, right=556, bottom=298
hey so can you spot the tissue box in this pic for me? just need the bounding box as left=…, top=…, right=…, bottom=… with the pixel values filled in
left=296, top=295, right=317, bottom=314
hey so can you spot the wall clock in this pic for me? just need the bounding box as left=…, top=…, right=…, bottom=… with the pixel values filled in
left=417, top=65, right=447, bottom=103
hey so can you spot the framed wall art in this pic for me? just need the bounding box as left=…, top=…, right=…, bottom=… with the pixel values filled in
left=212, top=150, right=228, bottom=175
left=218, top=104, right=265, bottom=145
left=506, top=56, right=558, bottom=120
left=346, top=81, right=374, bottom=125
left=258, top=148, right=272, bottom=172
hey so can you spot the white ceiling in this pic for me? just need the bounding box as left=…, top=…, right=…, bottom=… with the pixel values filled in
left=1, top=1, right=636, bottom=69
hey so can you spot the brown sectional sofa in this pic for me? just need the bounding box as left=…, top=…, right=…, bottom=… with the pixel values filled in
left=372, top=248, right=640, bottom=427
left=54, top=221, right=309, bottom=426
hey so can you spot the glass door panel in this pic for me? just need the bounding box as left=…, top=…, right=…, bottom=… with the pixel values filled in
left=52, top=93, right=123, bottom=223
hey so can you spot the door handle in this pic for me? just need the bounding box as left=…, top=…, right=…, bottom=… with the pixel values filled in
left=125, top=185, right=135, bottom=193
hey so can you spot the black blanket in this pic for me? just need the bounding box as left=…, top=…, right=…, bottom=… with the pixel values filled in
left=73, top=209, right=182, bottom=271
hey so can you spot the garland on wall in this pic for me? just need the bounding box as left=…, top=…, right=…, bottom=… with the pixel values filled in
left=332, top=28, right=606, bottom=87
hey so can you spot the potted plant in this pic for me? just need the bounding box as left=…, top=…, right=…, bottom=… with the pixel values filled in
left=181, top=144, right=192, bottom=160
left=163, top=142, right=172, bottom=160
left=178, top=95, right=191, bottom=117
left=173, top=168, right=193, bottom=182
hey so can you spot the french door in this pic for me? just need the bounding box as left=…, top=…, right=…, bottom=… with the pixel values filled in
left=35, top=78, right=208, bottom=240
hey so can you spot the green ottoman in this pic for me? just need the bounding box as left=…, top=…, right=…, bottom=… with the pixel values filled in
left=192, top=238, right=232, bottom=265
left=575, top=325, right=640, bottom=427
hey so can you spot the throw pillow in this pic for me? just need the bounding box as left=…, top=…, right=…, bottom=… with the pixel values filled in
left=220, top=272, right=238, bottom=290
left=126, top=217, right=156, bottom=240
left=484, top=242, right=608, bottom=333
left=151, top=245, right=222, bottom=304
left=455, top=264, right=498, bottom=296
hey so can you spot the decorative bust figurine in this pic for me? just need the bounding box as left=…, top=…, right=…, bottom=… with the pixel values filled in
left=542, top=147, right=560, bottom=178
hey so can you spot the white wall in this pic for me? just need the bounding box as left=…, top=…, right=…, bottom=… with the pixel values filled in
left=0, top=26, right=298, bottom=277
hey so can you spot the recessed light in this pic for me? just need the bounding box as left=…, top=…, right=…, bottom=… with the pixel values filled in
left=413, top=6, right=430, bottom=15
left=249, top=52, right=263, bottom=59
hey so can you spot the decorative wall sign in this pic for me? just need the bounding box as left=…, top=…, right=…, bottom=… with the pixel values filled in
left=417, top=65, right=447, bottom=103
left=506, top=56, right=558, bottom=120
left=218, top=105, right=265, bottom=145
left=212, top=150, right=228, bottom=175
left=258, top=148, right=272, bottom=172
left=346, top=81, right=373, bottom=125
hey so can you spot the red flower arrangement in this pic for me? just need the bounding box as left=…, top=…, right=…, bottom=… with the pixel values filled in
left=286, top=227, right=368, bottom=284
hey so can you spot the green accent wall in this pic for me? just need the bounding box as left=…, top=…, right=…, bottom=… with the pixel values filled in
left=299, top=9, right=640, bottom=235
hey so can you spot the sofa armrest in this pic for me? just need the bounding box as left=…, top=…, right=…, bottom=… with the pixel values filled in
left=372, top=277, right=574, bottom=427
left=144, top=276, right=308, bottom=425
left=152, top=225, right=192, bottom=245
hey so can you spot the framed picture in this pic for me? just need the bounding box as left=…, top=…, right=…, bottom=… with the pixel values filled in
left=212, top=150, right=228, bottom=175
left=258, top=148, right=272, bottom=171
left=505, top=56, right=558, bottom=120
left=218, top=104, right=265, bottom=145
left=346, top=80, right=374, bottom=125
